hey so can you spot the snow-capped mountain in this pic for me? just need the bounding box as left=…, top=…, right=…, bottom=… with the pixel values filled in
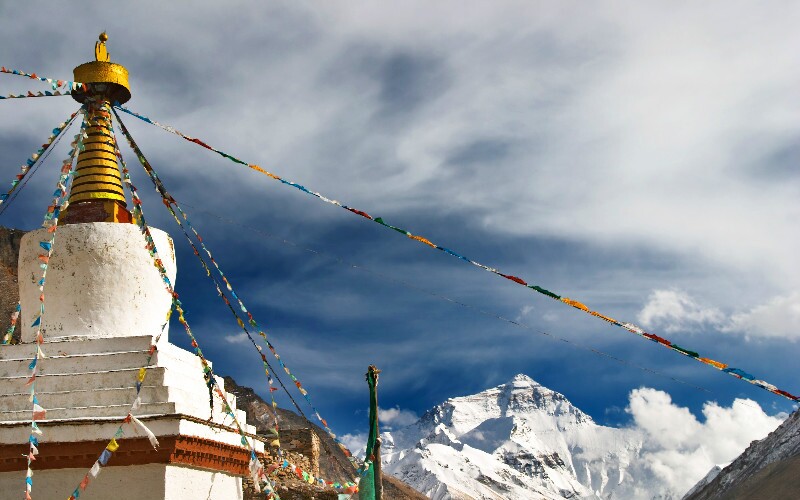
left=381, top=374, right=681, bottom=499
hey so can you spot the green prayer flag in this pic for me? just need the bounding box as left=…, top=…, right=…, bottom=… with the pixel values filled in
left=359, top=367, right=380, bottom=500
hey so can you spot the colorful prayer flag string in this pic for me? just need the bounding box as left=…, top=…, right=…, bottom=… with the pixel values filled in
left=63, top=106, right=174, bottom=500
left=116, top=104, right=800, bottom=403
left=68, top=414, right=158, bottom=500
left=112, top=106, right=370, bottom=492
left=24, top=110, right=86, bottom=500
left=0, top=66, right=83, bottom=91
left=111, top=116, right=284, bottom=460
left=0, top=89, right=71, bottom=100
left=113, top=108, right=358, bottom=466
left=116, top=107, right=356, bottom=494
left=0, top=111, right=79, bottom=213
left=108, top=114, right=277, bottom=498
left=268, top=458, right=364, bottom=493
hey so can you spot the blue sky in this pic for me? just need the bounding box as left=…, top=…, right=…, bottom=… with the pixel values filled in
left=1, top=1, right=798, bottom=454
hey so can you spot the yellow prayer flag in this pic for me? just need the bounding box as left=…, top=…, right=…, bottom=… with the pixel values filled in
left=106, top=439, right=120, bottom=452
left=699, top=358, right=727, bottom=370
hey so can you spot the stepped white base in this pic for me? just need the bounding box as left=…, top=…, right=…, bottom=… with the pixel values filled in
left=0, top=335, right=263, bottom=499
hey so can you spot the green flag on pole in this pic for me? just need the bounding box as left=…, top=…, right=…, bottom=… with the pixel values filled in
left=359, top=366, right=381, bottom=500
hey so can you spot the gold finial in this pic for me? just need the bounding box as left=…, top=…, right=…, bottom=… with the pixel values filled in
left=95, top=32, right=110, bottom=62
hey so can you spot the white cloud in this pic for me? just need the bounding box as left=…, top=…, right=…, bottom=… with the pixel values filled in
left=340, top=432, right=368, bottom=458
left=340, top=407, right=416, bottom=457
left=626, top=388, right=785, bottom=495
left=380, top=406, right=419, bottom=429
left=223, top=333, right=249, bottom=344
left=637, top=289, right=800, bottom=341
left=516, top=305, right=535, bottom=322
left=637, top=289, right=724, bottom=333
left=724, top=292, right=800, bottom=340
left=341, top=405, right=417, bottom=455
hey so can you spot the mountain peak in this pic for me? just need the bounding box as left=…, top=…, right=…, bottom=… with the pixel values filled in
left=382, top=375, right=652, bottom=499
left=508, top=373, right=541, bottom=387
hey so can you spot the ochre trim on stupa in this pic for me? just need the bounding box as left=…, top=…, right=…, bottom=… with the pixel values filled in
left=0, top=435, right=257, bottom=476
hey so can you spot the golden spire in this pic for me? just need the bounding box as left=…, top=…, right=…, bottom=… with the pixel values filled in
left=95, top=31, right=110, bottom=62
left=61, top=33, right=132, bottom=224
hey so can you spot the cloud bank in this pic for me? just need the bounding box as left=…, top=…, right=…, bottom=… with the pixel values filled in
left=639, top=289, right=800, bottom=340
left=626, top=388, right=785, bottom=495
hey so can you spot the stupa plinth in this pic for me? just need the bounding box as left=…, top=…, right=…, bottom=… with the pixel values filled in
left=0, top=34, right=262, bottom=499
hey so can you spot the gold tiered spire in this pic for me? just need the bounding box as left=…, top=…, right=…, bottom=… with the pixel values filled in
left=70, top=106, right=126, bottom=205
left=61, top=33, right=132, bottom=224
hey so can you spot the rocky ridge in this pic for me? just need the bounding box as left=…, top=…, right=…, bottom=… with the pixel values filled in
left=683, top=408, right=800, bottom=499
left=0, top=226, right=24, bottom=343
left=224, top=376, right=427, bottom=500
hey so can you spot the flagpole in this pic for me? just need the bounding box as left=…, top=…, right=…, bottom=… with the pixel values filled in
left=367, top=365, right=383, bottom=500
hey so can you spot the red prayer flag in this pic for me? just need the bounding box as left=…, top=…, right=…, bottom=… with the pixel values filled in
left=501, top=274, right=527, bottom=286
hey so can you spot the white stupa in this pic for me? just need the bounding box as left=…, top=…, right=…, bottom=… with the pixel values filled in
left=0, top=34, right=262, bottom=499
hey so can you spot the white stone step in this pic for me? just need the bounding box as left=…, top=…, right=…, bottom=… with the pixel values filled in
left=0, top=385, right=170, bottom=412
left=0, top=342, right=221, bottom=378
left=35, top=335, right=156, bottom=355
left=1, top=371, right=238, bottom=418
left=0, top=335, right=155, bottom=359
left=0, top=400, right=250, bottom=432
left=0, top=351, right=153, bottom=377
left=0, top=401, right=177, bottom=421
left=0, top=380, right=243, bottom=424
left=0, top=365, right=232, bottom=397
left=0, top=368, right=167, bottom=395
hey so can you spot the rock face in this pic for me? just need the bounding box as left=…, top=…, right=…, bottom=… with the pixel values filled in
left=223, top=376, right=428, bottom=500
left=381, top=374, right=683, bottom=500
left=682, top=409, right=800, bottom=499
left=0, top=226, right=25, bottom=343
left=223, top=376, right=355, bottom=482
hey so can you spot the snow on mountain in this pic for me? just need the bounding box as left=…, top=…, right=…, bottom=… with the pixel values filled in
left=680, top=465, right=723, bottom=499
left=382, top=374, right=681, bottom=499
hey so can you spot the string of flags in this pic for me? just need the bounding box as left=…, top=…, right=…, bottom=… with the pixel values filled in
left=0, top=89, right=71, bottom=100
left=107, top=113, right=278, bottom=498
left=110, top=105, right=284, bottom=458
left=0, top=66, right=85, bottom=91
left=65, top=412, right=161, bottom=500
left=0, top=72, right=456, bottom=495
left=113, top=107, right=366, bottom=493
left=270, top=458, right=364, bottom=493
left=57, top=110, right=166, bottom=500
left=113, top=108, right=352, bottom=458
left=0, top=111, right=79, bottom=211
left=112, top=105, right=364, bottom=465
left=65, top=322, right=162, bottom=500
left=116, top=104, right=800, bottom=403
left=0, top=64, right=790, bottom=496
left=164, top=203, right=718, bottom=394
left=123, top=121, right=290, bottom=457
left=25, top=111, right=87, bottom=500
